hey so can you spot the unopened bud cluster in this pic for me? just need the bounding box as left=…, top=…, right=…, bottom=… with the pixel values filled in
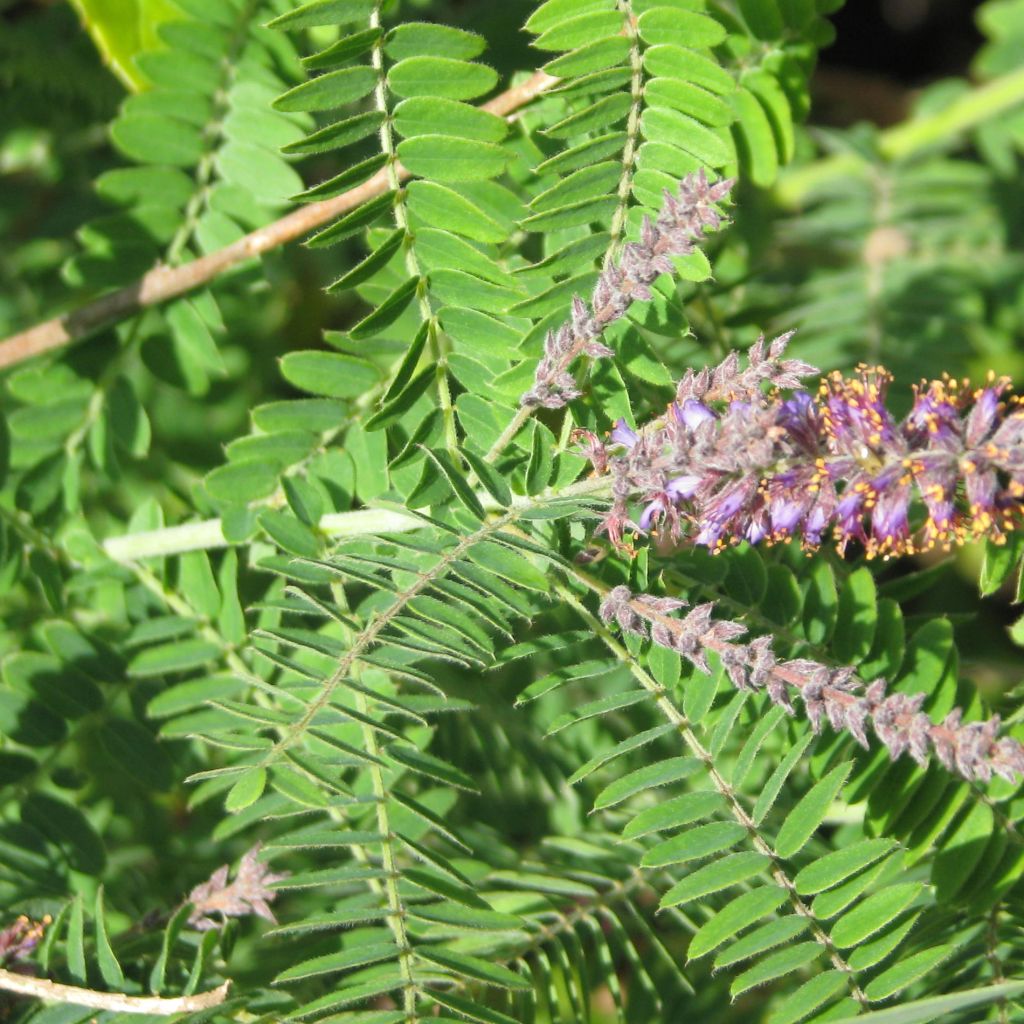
left=521, top=170, right=733, bottom=409
left=600, top=586, right=1024, bottom=783
left=187, top=843, right=286, bottom=931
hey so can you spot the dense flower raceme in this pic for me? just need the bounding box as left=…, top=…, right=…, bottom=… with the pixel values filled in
left=578, top=335, right=1024, bottom=558
left=521, top=170, right=734, bottom=409
left=600, top=586, right=1024, bottom=783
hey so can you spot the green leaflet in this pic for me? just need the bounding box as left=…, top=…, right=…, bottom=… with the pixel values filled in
left=767, top=971, right=849, bottom=1024
left=533, top=11, right=623, bottom=51
left=388, top=57, right=498, bottom=101
left=621, top=790, right=724, bottom=839
left=281, top=351, right=381, bottom=400
left=545, top=36, right=633, bottom=77
left=93, top=887, right=125, bottom=987
left=687, top=887, right=789, bottom=960
left=273, top=66, right=377, bottom=113
left=275, top=943, right=399, bottom=983
left=644, top=44, right=736, bottom=94
left=773, top=762, right=853, bottom=859
left=829, top=883, right=924, bottom=948
left=225, top=767, right=267, bottom=812
left=268, top=0, right=375, bottom=30
left=833, top=566, right=878, bottom=663
left=407, top=181, right=507, bottom=242
left=396, top=136, right=509, bottom=182
left=570, top=724, right=677, bottom=785
left=393, top=97, right=508, bottom=142
left=594, top=756, right=702, bottom=810
left=385, top=23, right=487, bottom=61
left=301, top=27, right=381, bottom=70
left=69, top=0, right=181, bottom=91
left=415, top=947, right=531, bottom=990
left=111, top=114, right=205, bottom=167
left=714, top=915, right=810, bottom=969
left=283, top=110, right=384, bottom=155
left=829, top=983, right=1024, bottom=1024
left=642, top=821, right=747, bottom=869
left=636, top=9, right=727, bottom=48
left=526, top=0, right=616, bottom=34
left=793, top=838, right=897, bottom=895
left=729, top=941, right=820, bottom=999
left=863, top=945, right=957, bottom=1002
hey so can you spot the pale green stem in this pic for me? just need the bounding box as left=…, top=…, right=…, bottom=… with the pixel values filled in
left=101, top=475, right=611, bottom=561
left=102, top=508, right=420, bottom=561
left=776, top=66, right=1024, bottom=207
left=483, top=405, right=532, bottom=464
left=355, top=685, right=419, bottom=1022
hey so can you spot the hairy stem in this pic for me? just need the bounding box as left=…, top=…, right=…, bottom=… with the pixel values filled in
left=986, top=903, right=1009, bottom=1024
left=484, top=406, right=533, bottom=464
left=256, top=509, right=517, bottom=767
left=368, top=4, right=456, bottom=456
left=355, top=685, right=419, bottom=1020
left=605, top=0, right=644, bottom=264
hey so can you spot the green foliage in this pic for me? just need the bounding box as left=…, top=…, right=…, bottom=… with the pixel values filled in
left=4, top=1, right=1024, bottom=1023
left=67, top=0, right=184, bottom=92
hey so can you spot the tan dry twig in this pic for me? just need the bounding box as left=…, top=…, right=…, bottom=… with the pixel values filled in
left=0, top=969, right=230, bottom=1016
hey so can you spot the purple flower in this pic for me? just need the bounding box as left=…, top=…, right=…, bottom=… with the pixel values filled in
left=695, top=477, right=758, bottom=549
left=770, top=498, right=805, bottom=536
left=639, top=476, right=699, bottom=535
left=674, top=399, right=716, bottom=430
left=744, top=508, right=770, bottom=545
left=906, top=377, right=963, bottom=445
left=0, top=916, right=47, bottom=965
left=803, top=504, right=830, bottom=546
left=610, top=419, right=638, bottom=448
left=667, top=475, right=702, bottom=499
left=777, top=390, right=822, bottom=452
left=821, top=365, right=902, bottom=459
left=639, top=498, right=668, bottom=532
left=865, top=466, right=913, bottom=557
left=188, top=844, right=288, bottom=932
left=965, top=383, right=1003, bottom=446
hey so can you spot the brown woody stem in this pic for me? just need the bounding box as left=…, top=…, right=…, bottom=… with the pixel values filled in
left=0, top=70, right=557, bottom=372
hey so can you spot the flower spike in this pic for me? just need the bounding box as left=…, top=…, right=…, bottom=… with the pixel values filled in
left=521, top=170, right=734, bottom=409
left=601, top=586, right=1024, bottom=784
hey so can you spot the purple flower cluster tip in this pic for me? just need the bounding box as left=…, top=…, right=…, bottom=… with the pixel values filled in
left=0, top=915, right=48, bottom=966
left=580, top=338, right=1024, bottom=559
